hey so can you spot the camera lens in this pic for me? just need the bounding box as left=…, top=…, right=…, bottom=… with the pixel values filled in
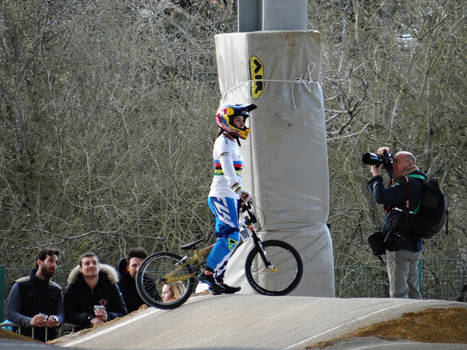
left=362, top=153, right=381, bottom=165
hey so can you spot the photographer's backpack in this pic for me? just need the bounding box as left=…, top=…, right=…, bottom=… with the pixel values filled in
left=406, top=175, right=448, bottom=239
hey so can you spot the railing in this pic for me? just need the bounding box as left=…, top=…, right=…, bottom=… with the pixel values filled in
left=335, top=257, right=466, bottom=300
left=0, top=266, right=4, bottom=321
left=1, top=258, right=464, bottom=301
left=335, top=263, right=389, bottom=298
left=0, top=320, right=79, bottom=342
left=0, top=257, right=465, bottom=342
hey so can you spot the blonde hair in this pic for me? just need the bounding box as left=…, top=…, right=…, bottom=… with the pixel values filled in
left=164, top=282, right=185, bottom=301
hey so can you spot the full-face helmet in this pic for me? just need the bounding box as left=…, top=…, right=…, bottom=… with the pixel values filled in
left=216, top=103, right=257, bottom=139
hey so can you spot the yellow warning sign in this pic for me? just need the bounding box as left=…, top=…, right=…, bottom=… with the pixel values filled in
left=249, top=55, right=264, bottom=99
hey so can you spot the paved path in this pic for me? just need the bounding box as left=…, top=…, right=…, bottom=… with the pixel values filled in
left=48, top=295, right=464, bottom=350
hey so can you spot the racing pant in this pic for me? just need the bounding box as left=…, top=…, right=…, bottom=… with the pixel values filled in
left=206, top=196, right=240, bottom=282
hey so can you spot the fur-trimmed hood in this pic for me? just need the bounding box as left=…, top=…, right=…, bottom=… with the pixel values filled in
left=67, top=263, right=119, bottom=285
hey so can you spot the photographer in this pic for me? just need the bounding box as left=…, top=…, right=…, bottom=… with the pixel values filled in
left=367, top=147, right=426, bottom=299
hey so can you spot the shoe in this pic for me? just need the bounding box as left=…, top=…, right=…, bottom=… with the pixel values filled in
left=220, top=283, right=241, bottom=294
left=215, top=276, right=241, bottom=294
left=198, top=272, right=225, bottom=295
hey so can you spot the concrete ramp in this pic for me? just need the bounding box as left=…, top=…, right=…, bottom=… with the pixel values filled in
left=53, top=295, right=465, bottom=350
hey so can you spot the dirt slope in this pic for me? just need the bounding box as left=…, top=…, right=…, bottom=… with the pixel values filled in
left=307, top=307, right=467, bottom=349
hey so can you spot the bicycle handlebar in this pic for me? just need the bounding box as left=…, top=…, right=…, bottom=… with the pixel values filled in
left=240, top=198, right=257, bottom=224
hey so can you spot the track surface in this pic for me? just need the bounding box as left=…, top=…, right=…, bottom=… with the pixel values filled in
left=46, top=295, right=465, bottom=350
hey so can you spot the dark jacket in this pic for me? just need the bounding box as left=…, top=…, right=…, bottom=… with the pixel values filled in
left=116, top=258, right=145, bottom=313
left=6, top=269, right=64, bottom=342
left=64, top=264, right=127, bottom=328
left=368, top=170, right=425, bottom=252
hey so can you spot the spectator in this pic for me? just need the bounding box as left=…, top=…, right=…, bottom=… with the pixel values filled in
left=116, top=248, right=148, bottom=312
left=161, top=282, right=185, bottom=303
left=368, top=147, right=425, bottom=299
left=7, top=248, right=64, bottom=342
left=64, top=252, right=127, bottom=329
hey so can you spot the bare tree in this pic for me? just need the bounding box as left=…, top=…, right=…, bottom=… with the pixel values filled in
left=0, top=0, right=464, bottom=298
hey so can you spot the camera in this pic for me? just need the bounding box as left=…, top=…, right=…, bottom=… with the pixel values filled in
left=384, top=231, right=402, bottom=251
left=362, top=151, right=394, bottom=169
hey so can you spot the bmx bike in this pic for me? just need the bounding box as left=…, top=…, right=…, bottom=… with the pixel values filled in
left=135, top=197, right=303, bottom=309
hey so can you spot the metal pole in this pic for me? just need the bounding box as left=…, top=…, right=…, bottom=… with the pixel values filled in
left=238, top=0, right=308, bottom=32
left=418, top=258, right=423, bottom=296
left=0, top=266, right=5, bottom=321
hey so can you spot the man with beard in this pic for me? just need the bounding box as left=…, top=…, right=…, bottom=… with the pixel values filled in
left=7, top=248, right=64, bottom=342
left=116, top=248, right=147, bottom=312
left=64, top=252, right=127, bottom=329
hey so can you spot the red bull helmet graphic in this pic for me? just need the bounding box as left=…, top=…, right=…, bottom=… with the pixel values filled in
left=216, top=103, right=257, bottom=140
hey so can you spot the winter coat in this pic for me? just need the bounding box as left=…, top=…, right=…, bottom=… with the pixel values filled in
left=6, top=269, right=64, bottom=341
left=368, top=170, right=425, bottom=252
left=116, top=258, right=145, bottom=313
left=64, top=264, right=127, bottom=328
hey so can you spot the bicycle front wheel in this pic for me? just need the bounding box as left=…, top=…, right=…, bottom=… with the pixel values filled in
left=245, top=239, right=303, bottom=296
left=136, top=252, right=196, bottom=309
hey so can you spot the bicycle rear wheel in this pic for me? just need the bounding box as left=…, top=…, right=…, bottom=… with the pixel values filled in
left=136, top=252, right=195, bottom=309
left=245, top=239, right=303, bottom=296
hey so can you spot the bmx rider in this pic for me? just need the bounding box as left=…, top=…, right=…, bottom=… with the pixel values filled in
left=198, top=103, right=257, bottom=295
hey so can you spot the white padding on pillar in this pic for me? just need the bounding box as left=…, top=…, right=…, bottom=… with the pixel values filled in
left=215, top=31, right=334, bottom=297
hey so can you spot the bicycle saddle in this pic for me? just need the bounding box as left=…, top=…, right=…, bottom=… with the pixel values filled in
left=180, top=239, right=204, bottom=250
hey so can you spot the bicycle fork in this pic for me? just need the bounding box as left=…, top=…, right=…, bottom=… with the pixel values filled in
left=249, top=226, right=278, bottom=272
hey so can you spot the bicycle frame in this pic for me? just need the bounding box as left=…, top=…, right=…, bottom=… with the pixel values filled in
left=136, top=196, right=303, bottom=308
left=160, top=244, right=214, bottom=284
left=161, top=198, right=276, bottom=285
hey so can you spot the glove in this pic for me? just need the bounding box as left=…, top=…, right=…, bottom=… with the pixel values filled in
left=239, top=190, right=250, bottom=203
left=231, top=183, right=250, bottom=203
